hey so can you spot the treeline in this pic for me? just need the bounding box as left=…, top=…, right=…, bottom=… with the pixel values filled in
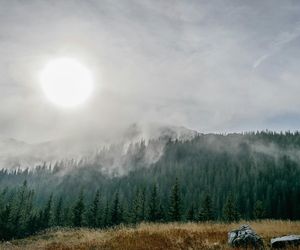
left=0, top=179, right=262, bottom=241
left=0, top=131, right=300, bottom=240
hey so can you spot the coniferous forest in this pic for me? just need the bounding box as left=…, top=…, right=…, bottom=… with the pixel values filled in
left=1, top=131, right=300, bottom=240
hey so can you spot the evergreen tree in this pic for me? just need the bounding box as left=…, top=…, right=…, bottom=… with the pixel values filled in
left=253, top=200, right=265, bottom=220
left=88, top=190, right=101, bottom=228
left=54, top=197, right=63, bottom=226
left=148, top=184, right=159, bottom=222
left=103, top=201, right=110, bottom=227
left=111, top=192, right=122, bottom=225
left=187, top=204, right=196, bottom=221
left=223, top=194, right=240, bottom=222
left=140, top=188, right=146, bottom=221
left=0, top=204, right=12, bottom=240
left=198, top=195, right=214, bottom=221
left=157, top=204, right=165, bottom=222
left=131, top=188, right=141, bottom=224
left=72, top=191, right=85, bottom=227
left=169, top=178, right=182, bottom=221
left=42, top=194, right=53, bottom=229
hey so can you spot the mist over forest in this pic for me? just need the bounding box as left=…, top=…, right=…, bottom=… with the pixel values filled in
left=1, top=130, right=300, bottom=240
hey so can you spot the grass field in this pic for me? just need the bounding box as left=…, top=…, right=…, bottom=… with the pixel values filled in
left=1, top=220, right=300, bottom=250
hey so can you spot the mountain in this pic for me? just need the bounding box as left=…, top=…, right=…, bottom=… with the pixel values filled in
left=0, top=123, right=198, bottom=170
left=1, top=131, right=300, bottom=226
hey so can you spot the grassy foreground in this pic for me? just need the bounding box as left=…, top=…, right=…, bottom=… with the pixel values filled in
left=1, top=220, right=300, bottom=250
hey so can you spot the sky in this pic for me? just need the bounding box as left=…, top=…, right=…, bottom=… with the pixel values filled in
left=1, top=0, right=300, bottom=143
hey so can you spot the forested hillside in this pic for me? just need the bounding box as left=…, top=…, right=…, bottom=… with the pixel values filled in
left=1, top=131, right=300, bottom=240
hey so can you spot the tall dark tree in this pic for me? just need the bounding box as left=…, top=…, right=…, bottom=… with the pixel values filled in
left=253, top=200, right=265, bottom=220
left=223, top=194, right=240, bottom=222
left=54, top=196, right=63, bottom=226
left=140, top=188, right=146, bottom=221
left=187, top=204, right=196, bottom=221
left=148, top=184, right=159, bottom=222
left=198, top=195, right=214, bottom=221
left=72, top=191, right=85, bottom=227
left=88, top=190, right=101, bottom=228
left=131, top=188, right=141, bottom=224
left=42, top=194, right=53, bottom=229
left=111, top=192, right=122, bottom=226
left=103, top=201, right=110, bottom=227
left=169, top=178, right=182, bottom=221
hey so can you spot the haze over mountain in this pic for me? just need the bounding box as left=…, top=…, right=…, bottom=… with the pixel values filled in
left=0, top=123, right=197, bottom=170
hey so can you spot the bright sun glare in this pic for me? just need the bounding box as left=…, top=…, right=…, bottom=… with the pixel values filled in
left=40, top=58, right=94, bottom=107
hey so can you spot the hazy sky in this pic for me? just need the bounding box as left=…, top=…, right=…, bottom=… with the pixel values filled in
left=1, top=0, right=300, bottom=142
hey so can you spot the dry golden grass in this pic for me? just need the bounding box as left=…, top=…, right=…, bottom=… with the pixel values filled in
left=1, top=220, right=300, bottom=250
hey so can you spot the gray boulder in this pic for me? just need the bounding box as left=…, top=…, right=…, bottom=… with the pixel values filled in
left=271, top=235, right=300, bottom=248
left=228, top=224, right=264, bottom=249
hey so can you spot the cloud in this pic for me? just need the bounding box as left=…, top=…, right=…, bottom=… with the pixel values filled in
left=0, top=0, right=300, bottom=142
left=253, top=25, right=300, bottom=68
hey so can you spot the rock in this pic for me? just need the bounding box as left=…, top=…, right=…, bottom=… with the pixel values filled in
left=228, top=224, right=264, bottom=249
left=271, top=235, right=300, bottom=248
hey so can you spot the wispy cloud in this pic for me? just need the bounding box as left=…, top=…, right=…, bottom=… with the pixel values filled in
left=253, top=25, right=300, bottom=68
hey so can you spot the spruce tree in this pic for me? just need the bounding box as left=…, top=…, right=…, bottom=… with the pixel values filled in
left=253, top=200, right=265, bottom=220
left=223, top=194, right=240, bottom=222
left=88, top=190, right=101, bottom=228
left=131, top=189, right=141, bottom=224
left=42, top=194, right=53, bottom=229
left=54, top=197, right=63, bottom=226
left=72, top=191, right=85, bottom=227
left=157, top=204, right=165, bottom=222
left=187, top=204, right=196, bottom=221
left=169, top=178, right=182, bottom=221
left=140, top=188, right=146, bottom=221
left=148, top=184, right=159, bottom=222
left=198, top=194, right=214, bottom=221
left=103, top=201, right=110, bottom=227
left=111, top=192, right=122, bottom=225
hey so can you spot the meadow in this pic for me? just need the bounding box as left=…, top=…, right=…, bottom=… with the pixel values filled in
left=1, top=220, right=300, bottom=250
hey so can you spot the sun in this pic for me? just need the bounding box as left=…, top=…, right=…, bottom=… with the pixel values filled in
left=40, top=58, right=94, bottom=107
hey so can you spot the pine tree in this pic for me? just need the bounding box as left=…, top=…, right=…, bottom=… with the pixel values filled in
left=103, top=201, right=110, bottom=227
left=198, top=194, right=214, bottom=221
left=111, top=192, right=122, bottom=225
left=148, top=185, right=159, bottom=222
left=157, top=204, right=165, bottom=222
left=187, top=204, right=196, bottom=221
left=88, top=190, right=101, bottom=228
left=72, top=191, right=85, bottom=227
left=131, top=189, right=141, bottom=224
left=223, top=194, right=240, bottom=222
left=54, top=197, right=63, bottom=226
left=140, top=188, right=146, bottom=221
left=169, top=178, right=182, bottom=221
left=11, top=181, right=28, bottom=234
left=42, top=194, right=53, bottom=229
left=253, top=200, right=265, bottom=220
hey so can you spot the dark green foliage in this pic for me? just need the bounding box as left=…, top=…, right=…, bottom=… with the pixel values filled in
left=72, top=191, right=85, bottom=227
left=198, top=195, right=214, bottom=221
left=253, top=200, right=265, bottom=220
left=103, top=201, right=111, bottom=227
left=223, top=194, right=240, bottom=222
left=187, top=204, right=196, bottom=221
left=169, top=178, right=182, bottom=221
left=0, top=132, right=300, bottom=240
left=148, top=184, right=159, bottom=222
left=111, top=192, right=122, bottom=226
left=54, top=197, right=63, bottom=226
left=42, top=194, right=53, bottom=229
left=88, top=190, right=101, bottom=228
